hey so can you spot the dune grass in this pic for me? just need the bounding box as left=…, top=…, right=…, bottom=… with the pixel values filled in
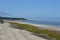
left=10, top=22, right=60, bottom=40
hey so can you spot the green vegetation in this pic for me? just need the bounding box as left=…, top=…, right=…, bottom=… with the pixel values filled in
left=10, top=22, right=60, bottom=40
left=0, top=17, right=27, bottom=20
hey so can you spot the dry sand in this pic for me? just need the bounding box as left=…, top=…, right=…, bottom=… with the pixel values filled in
left=0, top=22, right=46, bottom=40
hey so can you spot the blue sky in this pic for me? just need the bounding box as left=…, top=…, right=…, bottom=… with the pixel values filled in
left=0, top=0, right=60, bottom=20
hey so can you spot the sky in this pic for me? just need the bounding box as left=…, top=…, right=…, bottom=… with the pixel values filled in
left=0, top=0, right=60, bottom=20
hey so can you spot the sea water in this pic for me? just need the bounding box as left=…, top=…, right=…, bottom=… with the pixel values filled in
left=19, top=20, right=60, bottom=27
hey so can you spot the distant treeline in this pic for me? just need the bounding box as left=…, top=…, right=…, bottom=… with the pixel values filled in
left=0, top=17, right=27, bottom=20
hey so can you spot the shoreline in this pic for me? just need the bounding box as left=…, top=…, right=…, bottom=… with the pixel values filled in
left=10, top=21, right=60, bottom=40
left=17, top=21, right=60, bottom=31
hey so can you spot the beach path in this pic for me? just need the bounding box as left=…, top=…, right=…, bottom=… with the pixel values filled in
left=0, top=22, right=46, bottom=40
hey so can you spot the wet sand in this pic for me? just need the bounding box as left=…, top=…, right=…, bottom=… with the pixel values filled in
left=17, top=22, right=60, bottom=31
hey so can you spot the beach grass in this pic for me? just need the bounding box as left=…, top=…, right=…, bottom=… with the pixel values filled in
left=10, top=22, right=60, bottom=40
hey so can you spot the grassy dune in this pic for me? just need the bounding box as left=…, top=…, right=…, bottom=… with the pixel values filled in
left=10, top=22, right=60, bottom=40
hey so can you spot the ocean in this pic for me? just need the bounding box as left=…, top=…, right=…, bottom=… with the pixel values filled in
left=19, top=20, right=60, bottom=26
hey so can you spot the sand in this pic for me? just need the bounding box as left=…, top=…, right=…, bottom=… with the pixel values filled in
left=0, top=22, right=46, bottom=40
left=17, top=22, right=60, bottom=31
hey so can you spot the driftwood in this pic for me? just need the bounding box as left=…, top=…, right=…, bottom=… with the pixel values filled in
left=0, top=20, right=4, bottom=24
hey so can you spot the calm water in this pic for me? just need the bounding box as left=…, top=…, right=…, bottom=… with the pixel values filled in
left=19, top=20, right=60, bottom=26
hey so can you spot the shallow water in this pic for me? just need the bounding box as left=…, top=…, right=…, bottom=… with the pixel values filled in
left=19, top=20, right=60, bottom=27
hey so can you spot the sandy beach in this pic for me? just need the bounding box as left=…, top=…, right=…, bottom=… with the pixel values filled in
left=0, top=22, right=47, bottom=40
left=17, top=22, right=60, bottom=31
